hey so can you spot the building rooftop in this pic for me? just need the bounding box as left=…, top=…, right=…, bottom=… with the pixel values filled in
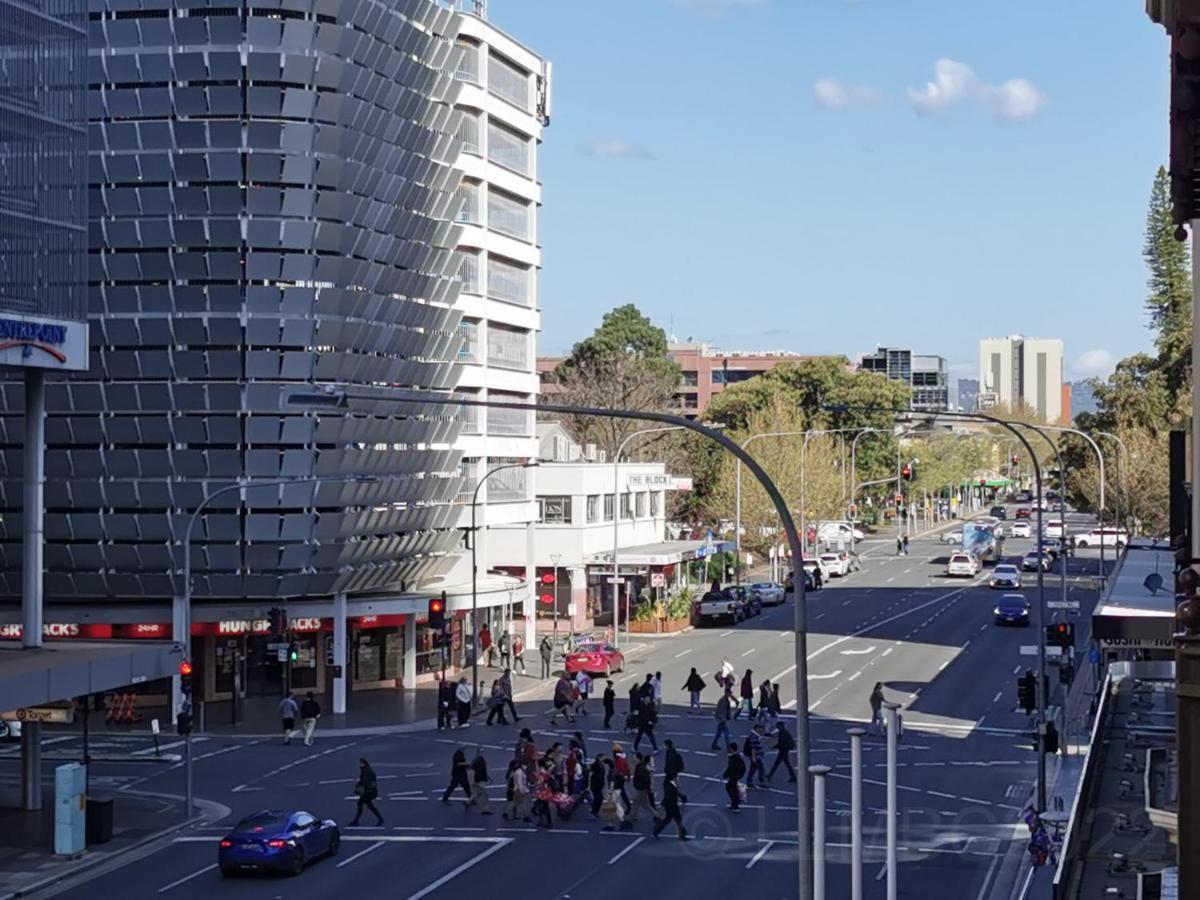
left=1093, top=542, right=1177, bottom=646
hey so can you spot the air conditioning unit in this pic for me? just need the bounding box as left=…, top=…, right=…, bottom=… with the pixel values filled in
left=583, top=443, right=598, bottom=461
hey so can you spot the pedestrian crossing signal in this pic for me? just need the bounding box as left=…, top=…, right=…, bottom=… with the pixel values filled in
left=429, top=595, right=446, bottom=630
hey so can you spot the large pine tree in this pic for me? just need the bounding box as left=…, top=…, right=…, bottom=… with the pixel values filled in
left=1143, top=165, right=1192, bottom=401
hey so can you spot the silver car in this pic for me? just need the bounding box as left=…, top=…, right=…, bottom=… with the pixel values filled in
left=749, top=581, right=786, bottom=606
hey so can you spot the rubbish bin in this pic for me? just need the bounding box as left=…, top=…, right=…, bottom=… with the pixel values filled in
left=86, top=796, right=114, bottom=845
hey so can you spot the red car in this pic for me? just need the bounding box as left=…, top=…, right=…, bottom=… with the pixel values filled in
left=1015, top=508, right=1032, bottom=519
left=564, top=641, right=625, bottom=677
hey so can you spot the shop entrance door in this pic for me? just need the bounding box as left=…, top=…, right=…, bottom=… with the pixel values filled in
left=244, top=635, right=286, bottom=697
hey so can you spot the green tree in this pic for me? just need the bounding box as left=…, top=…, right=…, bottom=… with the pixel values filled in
left=1143, top=166, right=1192, bottom=400
left=551, top=304, right=681, bottom=455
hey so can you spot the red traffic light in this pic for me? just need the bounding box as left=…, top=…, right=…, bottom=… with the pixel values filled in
left=1056, top=623, right=1068, bottom=634
left=178, top=660, right=193, bottom=677
left=540, top=572, right=556, bottom=585
left=429, top=598, right=444, bottom=615
left=539, top=593, right=554, bottom=605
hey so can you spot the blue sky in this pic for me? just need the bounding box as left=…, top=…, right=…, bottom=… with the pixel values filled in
left=493, top=0, right=1169, bottom=382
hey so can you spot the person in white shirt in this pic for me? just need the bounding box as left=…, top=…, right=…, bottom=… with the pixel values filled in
left=651, top=671, right=664, bottom=711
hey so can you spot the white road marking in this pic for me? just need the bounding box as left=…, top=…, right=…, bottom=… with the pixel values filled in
left=809, top=670, right=842, bottom=680
left=1013, top=666, right=1021, bottom=675
left=881, top=648, right=893, bottom=657
left=742, top=648, right=756, bottom=657
left=719, top=630, right=734, bottom=638
left=157, top=864, right=217, bottom=892
left=840, top=646, right=875, bottom=656
left=937, top=661, right=949, bottom=672
left=336, top=839, right=385, bottom=868
left=674, top=648, right=693, bottom=659
left=606, top=835, right=645, bottom=864
left=974, top=854, right=1001, bottom=900
left=992, top=691, right=1003, bottom=703
left=848, top=671, right=862, bottom=682
left=747, top=840, right=774, bottom=869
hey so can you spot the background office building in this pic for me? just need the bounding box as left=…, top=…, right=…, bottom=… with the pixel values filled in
left=858, top=346, right=950, bottom=412
left=0, top=0, right=548, bottom=701
left=978, top=335, right=1065, bottom=423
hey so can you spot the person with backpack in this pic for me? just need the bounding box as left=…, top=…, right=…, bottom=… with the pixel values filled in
left=767, top=720, right=797, bottom=782
left=651, top=771, right=689, bottom=840
left=682, top=667, right=706, bottom=714
left=627, top=753, right=657, bottom=825
left=348, top=758, right=384, bottom=826
left=746, top=724, right=768, bottom=788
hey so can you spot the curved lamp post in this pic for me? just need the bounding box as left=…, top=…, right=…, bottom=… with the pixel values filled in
left=1095, top=430, right=1129, bottom=539
left=1034, top=425, right=1110, bottom=586
left=735, top=430, right=806, bottom=585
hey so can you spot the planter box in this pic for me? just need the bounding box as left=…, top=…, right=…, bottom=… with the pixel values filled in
left=628, top=617, right=690, bottom=634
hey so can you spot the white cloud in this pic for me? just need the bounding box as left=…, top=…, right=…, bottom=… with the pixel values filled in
left=670, top=0, right=768, bottom=11
left=907, top=59, right=1046, bottom=122
left=812, top=78, right=885, bottom=110
left=1071, top=349, right=1117, bottom=380
left=582, top=138, right=655, bottom=160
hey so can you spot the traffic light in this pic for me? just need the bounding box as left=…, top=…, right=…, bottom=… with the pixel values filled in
left=901, top=465, right=912, bottom=481
left=1046, top=622, right=1075, bottom=649
left=288, top=643, right=299, bottom=663
left=177, top=709, right=193, bottom=737
left=428, top=593, right=446, bottom=631
left=1011, top=454, right=1019, bottom=465
left=1017, top=670, right=1035, bottom=714
left=178, top=660, right=193, bottom=694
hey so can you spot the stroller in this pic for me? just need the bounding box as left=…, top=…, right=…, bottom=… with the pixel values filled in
left=553, top=791, right=582, bottom=821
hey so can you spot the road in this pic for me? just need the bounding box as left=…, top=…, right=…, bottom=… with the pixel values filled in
left=35, top=510, right=1106, bottom=900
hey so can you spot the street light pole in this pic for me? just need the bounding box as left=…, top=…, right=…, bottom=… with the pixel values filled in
left=1095, top=431, right=1129, bottom=539
left=1035, top=425, right=1110, bottom=586
left=471, top=461, right=538, bottom=701
left=549, top=552, right=562, bottom=648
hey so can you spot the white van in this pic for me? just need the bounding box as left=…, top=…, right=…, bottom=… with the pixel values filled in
left=817, top=521, right=865, bottom=543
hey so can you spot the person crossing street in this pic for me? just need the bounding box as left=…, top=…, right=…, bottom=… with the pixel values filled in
left=349, top=758, right=384, bottom=826
left=651, top=772, right=689, bottom=840
left=442, top=747, right=472, bottom=804
left=468, top=748, right=492, bottom=815
left=633, top=696, right=658, bottom=752
left=299, top=691, right=320, bottom=746
left=711, top=689, right=733, bottom=751
left=683, top=668, right=706, bottom=713
left=279, top=693, right=299, bottom=745
left=723, top=744, right=746, bottom=812
left=602, top=680, right=616, bottom=729
left=767, top=720, right=797, bottom=782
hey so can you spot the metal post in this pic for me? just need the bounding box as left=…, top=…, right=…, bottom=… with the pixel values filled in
left=332, top=591, right=347, bottom=715
left=811, top=765, right=830, bottom=900
left=550, top=553, right=562, bottom=647
left=734, top=459, right=742, bottom=586
left=847, top=727, right=865, bottom=900
left=185, top=732, right=194, bottom=818
left=884, top=701, right=900, bottom=900
left=22, top=367, right=45, bottom=649
left=20, top=721, right=41, bottom=810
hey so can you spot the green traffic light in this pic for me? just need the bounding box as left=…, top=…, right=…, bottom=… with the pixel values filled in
left=289, top=650, right=298, bottom=662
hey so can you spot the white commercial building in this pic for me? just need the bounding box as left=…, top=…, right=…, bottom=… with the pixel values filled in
left=978, top=334, right=1065, bottom=423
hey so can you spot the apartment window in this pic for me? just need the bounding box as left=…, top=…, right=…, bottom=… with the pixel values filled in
left=488, top=188, right=530, bottom=240
left=486, top=322, right=529, bottom=371
left=455, top=39, right=480, bottom=83
left=457, top=111, right=481, bottom=155
left=635, top=492, right=647, bottom=518
left=537, top=495, right=572, bottom=525
left=454, top=181, right=480, bottom=224
left=488, top=52, right=531, bottom=111
left=650, top=491, right=661, bottom=517
left=674, top=393, right=699, bottom=410
left=586, top=495, right=599, bottom=523
left=680, top=370, right=698, bottom=387
left=458, top=251, right=480, bottom=294
left=487, top=120, right=530, bottom=175
left=712, top=368, right=757, bottom=385
left=488, top=391, right=531, bottom=435
left=620, top=492, right=632, bottom=520
left=487, top=255, right=531, bottom=306
left=603, top=494, right=614, bottom=521
left=487, top=458, right=528, bottom=502
left=457, top=319, right=480, bottom=363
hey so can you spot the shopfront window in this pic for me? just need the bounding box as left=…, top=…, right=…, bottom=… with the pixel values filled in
left=353, top=625, right=404, bottom=684
left=635, top=492, right=647, bottom=518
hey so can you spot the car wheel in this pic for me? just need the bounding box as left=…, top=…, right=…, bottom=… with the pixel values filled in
left=1076, top=539, right=1088, bottom=548
left=289, top=847, right=306, bottom=876
left=328, top=830, right=340, bottom=857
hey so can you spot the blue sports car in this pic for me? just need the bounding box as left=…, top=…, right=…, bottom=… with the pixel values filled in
left=218, top=810, right=340, bottom=876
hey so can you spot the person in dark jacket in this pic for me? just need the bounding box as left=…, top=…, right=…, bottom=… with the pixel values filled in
left=757, top=679, right=772, bottom=715
left=770, top=682, right=782, bottom=716
left=683, top=668, right=706, bottom=714
left=442, top=747, right=472, bottom=804
left=602, top=680, right=616, bottom=729
left=767, top=720, right=797, bottom=782
left=349, top=758, right=384, bottom=826
left=468, top=748, right=492, bottom=815
left=588, top=756, right=607, bottom=817
left=723, top=745, right=747, bottom=811
left=633, top=700, right=658, bottom=752
left=627, top=754, right=657, bottom=825
left=651, top=772, right=689, bottom=840
left=663, top=739, right=685, bottom=780
left=437, top=675, right=454, bottom=730
left=628, top=683, right=642, bottom=719
left=539, top=635, right=554, bottom=679
left=735, top=669, right=755, bottom=719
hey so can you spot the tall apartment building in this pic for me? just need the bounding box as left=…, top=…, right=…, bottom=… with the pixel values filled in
left=978, top=335, right=1065, bottom=422
left=441, top=5, right=550, bottom=654
left=0, top=0, right=548, bottom=702
left=858, top=347, right=949, bottom=412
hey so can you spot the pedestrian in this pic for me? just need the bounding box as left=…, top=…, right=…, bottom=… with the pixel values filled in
left=499, top=668, right=520, bottom=722
left=514, top=727, right=535, bottom=766
left=588, top=756, right=607, bottom=818
left=532, top=763, right=555, bottom=829
left=469, top=747, right=492, bottom=815
left=611, top=743, right=632, bottom=810
left=602, top=680, right=616, bottom=729
left=663, top=739, right=685, bottom=781
left=573, top=729, right=589, bottom=766
left=813, top=563, right=823, bottom=591
left=627, top=753, right=657, bottom=825
left=300, top=691, right=320, bottom=747
left=769, top=682, right=782, bottom=716
left=442, top=747, right=472, bottom=804
left=902, top=535, right=910, bottom=556
left=651, top=671, right=664, bottom=711
left=711, top=690, right=733, bottom=751
left=485, top=680, right=509, bottom=726
left=504, top=759, right=531, bottom=822
left=576, top=670, right=593, bottom=715
left=746, top=724, right=767, bottom=788
left=437, top=675, right=454, bottom=730
left=896, top=536, right=903, bottom=556
left=767, top=719, right=797, bottom=782
left=512, top=635, right=527, bottom=674
left=723, top=744, right=747, bottom=811
left=497, top=630, right=510, bottom=669
left=552, top=672, right=576, bottom=724
left=478, top=624, right=493, bottom=668
left=633, top=697, right=658, bottom=752
left=720, top=657, right=735, bottom=684
left=736, top=669, right=755, bottom=719
left=628, top=682, right=642, bottom=721
left=349, top=758, right=384, bottom=826
left=682, top=667, right=706, bottom=713
left=279, top=692, right=299, bottom=744
left=639, top=673, right=655, bottom=709
left=869, top=682, right=885, bottom=734
left=455, top=676, right=473, bottom=727
left=539, top=635, right=553, bottom=679
left=758, top=679, right=772, bottom=714
left=652, top=772, right=689, bottom=840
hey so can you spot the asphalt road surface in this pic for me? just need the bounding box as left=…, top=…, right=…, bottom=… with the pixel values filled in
left=37, top=510, right=1105, bottom=900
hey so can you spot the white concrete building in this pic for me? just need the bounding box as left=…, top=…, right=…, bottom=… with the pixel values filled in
left=978, top=335, right=1065, bottom=422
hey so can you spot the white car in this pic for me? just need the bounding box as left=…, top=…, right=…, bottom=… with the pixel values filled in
left=802, top=558, right=832, bottom=581
left=749, top=581, right=786, bottom=606
left=818, top=552, right=850, bottom=576
left=0, top=719, right=20, bottom=741
left=1042, top=520, right=1066, bottom=539
left=1074, top=528, right=1129, bottom=549
left=946, top=552, right=979, bottom=577
left=942, top=529, right=963, bottom=544
left=1009, top=521, right=1031, bottom=538
left=817, top=522, right=865, bottom=544
left=989, top=564, right=1022, bottom=589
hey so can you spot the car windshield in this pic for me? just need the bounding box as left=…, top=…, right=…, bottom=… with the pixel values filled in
left=995, top=566, right=1019, bottom=575
left=998, top=596, right=1027, bottom=610
left=573, top=643, right=607, bottom=654
left=951, top=555, right=970, bottom=563
left=819, top=554, right=837, bottom=561
left=750, top=583, right=773, bottom=590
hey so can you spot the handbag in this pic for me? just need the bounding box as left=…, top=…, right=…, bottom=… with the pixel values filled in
left=737, top=782, right=748, bottom=803
left=353, top=784, right=364, bottom=797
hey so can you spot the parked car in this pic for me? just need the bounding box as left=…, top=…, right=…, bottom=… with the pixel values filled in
left=565, top=640, right=626, bottom=676
left=219, top=810, right=339, bottom=877
left=946, top=552, right=980, bottom=577
left=1021, top=549, right=1052, bottom=572
left=1014, top=507, right=1032, bottom=519
left=989, top=505, right=1008, bottom=519
left=802, top=558, right=832, bottom=582
left=993, top=593, right=1031, bottom=626
left=699, top=590, right=745, bottom=625
left=0, top=719, right=20, bottom=741
left=1042, top=520, right=1066, bottom=539
left=817, top=522, right=866, bottom=544
left=942, top=529, right=964, bottom=544
left=1041, top=537, right=1067, bottom=558
left=1074, top=528, right=1129, bottom=549
left=1009, top=521, right=1032, bottom=538
left=989, top=564, right=1022, bottom=589
left=749, top=582, right=786, bottom=606
left=819, top=552, right=851, bottom=577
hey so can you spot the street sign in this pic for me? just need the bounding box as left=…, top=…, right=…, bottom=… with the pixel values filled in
left=650, top=573, right=665, bottom=588
left=1019, top=645, right=1063, bottom=657
left=606, top=577, right=623, bottom=585
left=1, top=706, right=75, bottom=724
left=1088, top=645, right=1100, bottom=665
left=267, top=641, right=289, bottom=651
left=1047, top=600, right=1080, bottom=611
left=276, top=648, right=288, bottom=662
